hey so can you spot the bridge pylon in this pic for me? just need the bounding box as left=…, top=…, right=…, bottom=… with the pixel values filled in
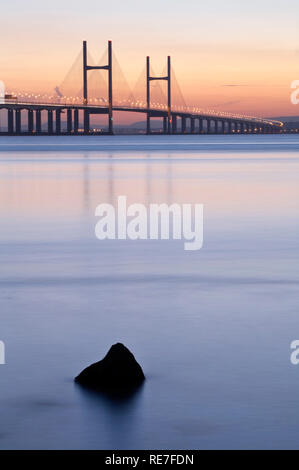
left=146, top=55, right=171, bottom=135
left=83, top=40, right=113, bottom=134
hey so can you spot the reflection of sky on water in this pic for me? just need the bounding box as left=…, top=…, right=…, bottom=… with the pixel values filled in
left=0, top=136, right=298, bottom=449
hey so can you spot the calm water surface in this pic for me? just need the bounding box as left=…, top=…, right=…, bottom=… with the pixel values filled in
left=0, top=135, right=298, bottom=449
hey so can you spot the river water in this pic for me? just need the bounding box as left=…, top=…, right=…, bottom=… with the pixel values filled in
left=0, top=134, right=298, bottom=449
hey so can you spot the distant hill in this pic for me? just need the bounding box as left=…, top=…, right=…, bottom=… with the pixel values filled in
left=128, top=118, right=299, bottom=132
left=269, top=117, right=299, bottom=131
left=272, top=116, right=299, bottom=122
left=129, top=117, right=299, bottom=129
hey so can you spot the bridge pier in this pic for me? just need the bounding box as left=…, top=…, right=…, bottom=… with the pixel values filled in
left=7, top=109, right=13, bottom=133
left=172, top=115, right=177, bottom=134
left=190, top=118, right=195, bottom=134
left=199, top=119, right=203, bottom=134
left=215, top=120, right=218, bottom=134
left=36, top=110, right=41, bottom=134
left=146, top=114, right=150, bottom=135
left=28, top=110, right=33, bottom=133
left=163, top=116, right=167, bottom=134
left=74, top=109, right=79, bottom=133
left=207, top=119, right=211, bottom=134
left=168, top=117, right=172, bottom=134
left=67, top=109, right=72, bottom=134
left=84, top=110, right=90, bottom=134
left=108, top=41, right=113, bottom=135
left=55, top=110, right=61, bottom=134
left=181, top=116, right=186, bottom=134
left=48, top=110, right=53, bottom=134
left=15, top=110, right=21, bottom=134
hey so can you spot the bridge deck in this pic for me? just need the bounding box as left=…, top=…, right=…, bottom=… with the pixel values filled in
left=0, top=101, right=282, bottom=127
left=0, top=101, right=283, bottom=135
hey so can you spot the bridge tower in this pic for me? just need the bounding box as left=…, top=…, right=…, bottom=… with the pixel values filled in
left=83, top=40, right=113, bottom=134
left=146, top=55, right=171, bottom=135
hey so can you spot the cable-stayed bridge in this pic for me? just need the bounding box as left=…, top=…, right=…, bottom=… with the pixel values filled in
left=0, top=41, right=283, bottom=135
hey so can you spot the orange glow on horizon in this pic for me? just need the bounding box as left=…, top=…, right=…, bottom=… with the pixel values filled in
left=1, top=1, right=298, bottom=120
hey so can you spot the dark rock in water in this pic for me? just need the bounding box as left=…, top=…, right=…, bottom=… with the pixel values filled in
left=75, top=343, right=145, bottom=393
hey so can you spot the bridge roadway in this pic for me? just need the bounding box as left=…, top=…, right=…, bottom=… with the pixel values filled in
left=0, top=101, right=283, bottom=135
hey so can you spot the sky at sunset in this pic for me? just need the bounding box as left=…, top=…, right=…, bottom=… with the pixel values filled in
left=1, top=0, right=299, bottom=118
